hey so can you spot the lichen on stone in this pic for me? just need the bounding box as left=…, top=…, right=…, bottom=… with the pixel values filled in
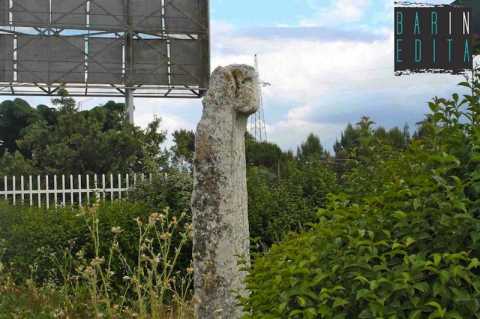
left=192, top=65, right=260, bottom=319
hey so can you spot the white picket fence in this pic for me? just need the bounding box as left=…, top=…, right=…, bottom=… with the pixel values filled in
left=0, top=173, right=153, bottom=208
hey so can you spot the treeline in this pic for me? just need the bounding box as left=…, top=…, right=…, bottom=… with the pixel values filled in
left=0, top=90, right=412, bottom=178
left=0, top=89, right=417, bottom=250
left=0, top=90, right=166, bottom=175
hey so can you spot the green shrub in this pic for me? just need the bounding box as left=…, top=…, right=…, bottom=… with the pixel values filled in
left=0, top=201, right=87, bottom=281
left=128, top=170, right=193, bottom=270
left=248, top=161, right=337, bottom=250
left=244, top=153, right=480, bottom=318
left=128, top=170, right=192, bottom=214
left=0, top=200, right=152, bottom=282
left=243, top=86, right=480, bottom=318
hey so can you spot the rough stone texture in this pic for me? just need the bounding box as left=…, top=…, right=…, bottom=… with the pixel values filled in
left=191, top=64, right=260, bottom=319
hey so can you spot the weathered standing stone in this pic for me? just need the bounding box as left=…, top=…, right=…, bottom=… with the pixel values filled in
left=191, top=65, right=260, bottom=319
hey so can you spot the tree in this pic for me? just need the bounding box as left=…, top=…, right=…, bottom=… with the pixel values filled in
left=36, top=104, right=57, bottom=126
left=297, top=133, right=327, bottom=162
left=52, top=88, right=77, bottom=113
left=246, top=133, right=283, bottom=171
left=171, top=129, right=196, bottom=168
left=139, top=117, right=168, bottom=173
left=0, top=99, right=39, bottom=156
left=0, top=151, right=38, bottom=176
left=0, top=92, right=167, bottom=175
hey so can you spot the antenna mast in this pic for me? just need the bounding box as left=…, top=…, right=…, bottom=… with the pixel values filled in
left=250, top=54, right=269, bottom=142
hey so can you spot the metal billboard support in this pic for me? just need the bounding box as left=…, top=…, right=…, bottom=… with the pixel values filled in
left=126, top=87, right=135, bottom=124
left=0, top=0, right=211, bottom=117
left=125, top=0, right=134, bottom=124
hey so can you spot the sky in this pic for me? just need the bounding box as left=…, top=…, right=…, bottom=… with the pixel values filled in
left=8, top=0, right=471, bottom=151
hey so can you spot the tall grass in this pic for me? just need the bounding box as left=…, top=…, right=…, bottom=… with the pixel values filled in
left=0, top=204, right=194, bottom=319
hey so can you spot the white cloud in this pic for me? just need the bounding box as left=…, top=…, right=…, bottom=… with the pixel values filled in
left=301, top=0, right=370, bottom=27
left=267, top=103, right=344, bottom=151
left=210, top=21, right=465, bottom=151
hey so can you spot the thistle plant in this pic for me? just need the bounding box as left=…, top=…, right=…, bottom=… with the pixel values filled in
left=68, top=205, right=194, bottom=319
left=0, top=204, right=196, bottom=319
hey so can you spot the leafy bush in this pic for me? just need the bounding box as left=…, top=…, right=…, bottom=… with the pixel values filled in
left=0, top=200, right=152, bottom=282
left=243, top=83, right=480, bottom=318
left=244, top=153, right=480, bottom=318
left=248, top=160, right=337, bottom=250
left=128, top=170, right=192, bottom=214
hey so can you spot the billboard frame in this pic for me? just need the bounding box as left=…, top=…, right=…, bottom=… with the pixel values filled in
left=0, top=0, right=210, bottom=102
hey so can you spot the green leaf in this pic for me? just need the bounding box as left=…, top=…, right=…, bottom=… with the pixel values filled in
left=356, top=289, right=371, bottom=301
left=354, top=275, right=369, bottom=285
left=393, top=211, right=407, bottom=219
left=414, top=282, right=430, bottom=293
left=439, top=270, right=450, bottom=285
left=468, top=258, right=480, bottom=270
left=297, top=296, right=307, bottom=307
left=426, top=301, right=447, bottom=318
left=409, top=310, right=423, bottom=319
left=433, top=254, right=442, bottom=267
left=405, top=237, right=416, bottom=247
left=445, top=311, right=463, bottom=319
left=333, top=298, right=349, bottom=309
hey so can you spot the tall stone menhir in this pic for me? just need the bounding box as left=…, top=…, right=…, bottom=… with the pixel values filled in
left=191, top=65, right=260, bottom=319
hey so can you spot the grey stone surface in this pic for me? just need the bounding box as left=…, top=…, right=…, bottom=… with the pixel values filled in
left=191, top=64, right=260, bottom=319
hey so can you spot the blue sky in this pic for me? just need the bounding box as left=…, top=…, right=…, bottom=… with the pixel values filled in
left=11, top=0, right=469, bottom=151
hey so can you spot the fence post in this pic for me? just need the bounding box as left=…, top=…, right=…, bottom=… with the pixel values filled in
left=101, top=174, right=105, bottom=201
left=54, top=175, right=58, bottom=208
left=70, top=175, right=74, bottom=206
left=45, top=175, right=49, bottom=209
left=78, top=175, right=82, bottom=206
left=118, top=174, right=122, bottom=200
left=3, top=176, right=7, bottom=203
left=12, top=176, right=16, bottom=206
left=37, top=175, right=41, bottom=208
left=110, top=174, right=114, bottom=200
left=20, top=175, right=24, bottom=205
left=62, top=175, right=66, bottom=207
left=126, top=173, right=130, bottom=198
left=94, top=174, right=98, bottom=202
left=29, top=175, right=33, bottom=207
left=86, top=175, right=90, bottom=205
